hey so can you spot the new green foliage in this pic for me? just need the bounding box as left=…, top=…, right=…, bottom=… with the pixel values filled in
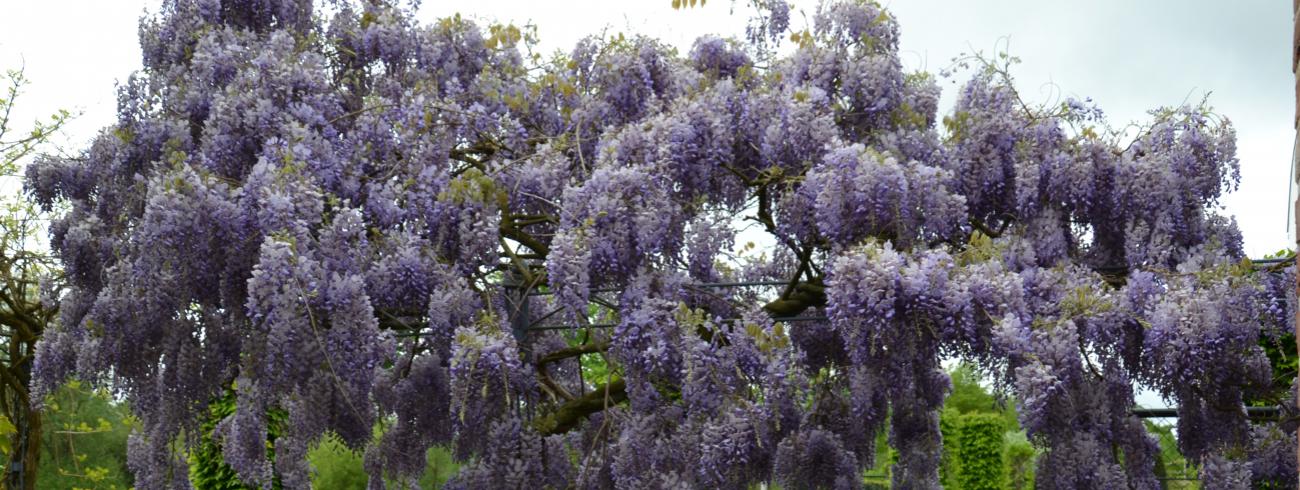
left=33, top=381, right=134, bottom=489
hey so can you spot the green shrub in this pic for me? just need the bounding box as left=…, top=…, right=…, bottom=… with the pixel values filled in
left=938, top=406, right=961, bottom=487
left=306, top=439, right=459, bottom=490
left=308, top=436, right=368, bottom=489
left=1003, top=431, right=1036, bottom=490
left=956, top=413, right=1005, bottom=490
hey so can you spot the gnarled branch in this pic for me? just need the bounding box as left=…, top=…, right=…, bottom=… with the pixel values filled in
left=537, top=341, right=609, bottom=367
left=763, top=279, right=826, bottom=317
left=534, top=378, right=627, bottom=436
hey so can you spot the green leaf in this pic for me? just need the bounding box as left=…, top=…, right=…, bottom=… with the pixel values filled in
left=0, top=414, right=15, bottom=456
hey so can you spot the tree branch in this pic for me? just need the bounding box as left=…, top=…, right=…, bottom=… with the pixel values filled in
left=533, top=378, right=627, bottom=436
left=763, top=278, right=826, bottom=317
left=536, top=341, right=609, bottom=367
left=500, top=216, right=550, bottom=256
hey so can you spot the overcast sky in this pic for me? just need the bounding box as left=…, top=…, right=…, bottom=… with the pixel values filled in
left=1, top=0, right=1293, bottom=258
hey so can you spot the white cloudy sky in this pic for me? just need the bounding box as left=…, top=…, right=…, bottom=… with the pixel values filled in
left=1, top=0, right=1294, bottom=258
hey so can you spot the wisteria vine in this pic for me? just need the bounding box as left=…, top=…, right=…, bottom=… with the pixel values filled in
left=25, top=0, right=1297, bottom=488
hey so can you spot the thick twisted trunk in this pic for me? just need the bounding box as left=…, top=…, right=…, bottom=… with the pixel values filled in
left=7, top=405, right=40, bottom=490
left=5, top=357, right=40, bottom=490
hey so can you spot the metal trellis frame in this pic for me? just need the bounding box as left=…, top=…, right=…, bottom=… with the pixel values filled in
left=1131, top=405, right=1286, bottom=420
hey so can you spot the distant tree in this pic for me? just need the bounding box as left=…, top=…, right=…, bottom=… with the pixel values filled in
left=0, top=66, right=70, bottom=490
